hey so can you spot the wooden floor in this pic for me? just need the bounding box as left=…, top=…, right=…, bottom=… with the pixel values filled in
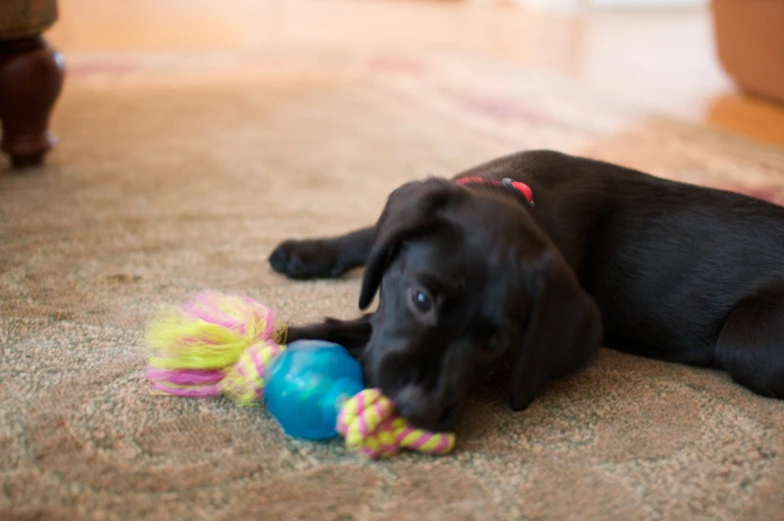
left=47, top=0, right=784, bottom=149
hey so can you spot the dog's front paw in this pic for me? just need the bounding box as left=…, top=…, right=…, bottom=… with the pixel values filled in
left=268, top=239, right=345, bottom=279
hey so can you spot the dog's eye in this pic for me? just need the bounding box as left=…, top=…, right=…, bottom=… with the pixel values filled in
left=410, top=289, right=433, bottom=313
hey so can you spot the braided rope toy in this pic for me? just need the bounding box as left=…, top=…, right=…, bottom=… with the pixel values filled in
left=145, top=291, right=456, bottom=459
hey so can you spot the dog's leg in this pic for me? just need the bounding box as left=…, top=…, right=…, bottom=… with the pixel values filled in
left=268, top=227, right=373, bottom=279
left=286, top=315, right=373, bottom=359
left=716, top=280, right=784, bottom=399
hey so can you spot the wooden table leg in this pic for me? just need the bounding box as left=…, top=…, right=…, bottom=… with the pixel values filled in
left=0, top=35, right=64, bottom=169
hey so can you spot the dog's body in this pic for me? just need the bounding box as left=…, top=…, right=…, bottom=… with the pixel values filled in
left=269, top=150, right=784, bottom=431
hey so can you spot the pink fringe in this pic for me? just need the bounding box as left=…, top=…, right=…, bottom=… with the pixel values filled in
left=150, top=382, right=221, bottom=398
left=146, top=368, right=225, bottom=398
left=146, top=368, right=224, bottom=386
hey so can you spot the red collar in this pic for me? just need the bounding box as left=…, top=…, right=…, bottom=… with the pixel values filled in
left=456, top=177, right=534, bottom=206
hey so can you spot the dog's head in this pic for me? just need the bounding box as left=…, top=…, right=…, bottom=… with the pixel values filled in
left=358, top=178, right=603, bottom=431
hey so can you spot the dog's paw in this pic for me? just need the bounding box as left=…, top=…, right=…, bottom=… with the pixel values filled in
left=268, top=239, right=345, bottom=279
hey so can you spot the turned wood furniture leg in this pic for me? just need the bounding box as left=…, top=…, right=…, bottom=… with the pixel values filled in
left=0, top=35, right=64, bottom=169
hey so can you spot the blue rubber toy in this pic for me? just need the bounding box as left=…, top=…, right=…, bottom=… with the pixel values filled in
left=265, top=340, right=365, bottom=439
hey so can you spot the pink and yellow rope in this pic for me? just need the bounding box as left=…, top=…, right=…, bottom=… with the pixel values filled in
left=337, top=388, right=456, bottom=458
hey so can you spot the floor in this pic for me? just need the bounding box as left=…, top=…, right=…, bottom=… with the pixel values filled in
left=46, top=0, right=784, bottom=150
left=7, top=2, right=784, bottom=520
left=5, top=36, right=784, bottom=520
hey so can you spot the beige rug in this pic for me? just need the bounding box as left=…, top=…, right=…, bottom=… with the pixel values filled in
left=3, top=49, right=784, bottom=521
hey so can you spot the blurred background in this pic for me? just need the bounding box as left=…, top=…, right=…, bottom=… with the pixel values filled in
left=40, top=0, right=784, bottom=149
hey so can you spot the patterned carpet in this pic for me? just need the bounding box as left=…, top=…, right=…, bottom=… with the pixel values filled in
left=3, top=49, right=784, bottom=521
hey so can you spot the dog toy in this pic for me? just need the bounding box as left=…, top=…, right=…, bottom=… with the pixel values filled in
left=144, top=291, right=456, bottom=459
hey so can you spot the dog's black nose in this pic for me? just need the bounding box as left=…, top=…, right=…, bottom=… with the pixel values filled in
left=395, top=402, right=432, bottom=431
left=393, top=385, right=457, bottom=432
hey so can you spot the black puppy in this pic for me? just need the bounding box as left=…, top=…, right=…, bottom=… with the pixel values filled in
left=269, top=150, right=784, bottom=432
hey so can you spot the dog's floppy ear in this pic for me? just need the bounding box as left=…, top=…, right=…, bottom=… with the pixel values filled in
left=358, top=179, right=458, bottom=310
left=508, top=248, right=603, bottom=410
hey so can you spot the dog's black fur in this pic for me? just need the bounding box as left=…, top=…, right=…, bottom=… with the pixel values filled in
left=268, top=150, right=784, bottom=432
